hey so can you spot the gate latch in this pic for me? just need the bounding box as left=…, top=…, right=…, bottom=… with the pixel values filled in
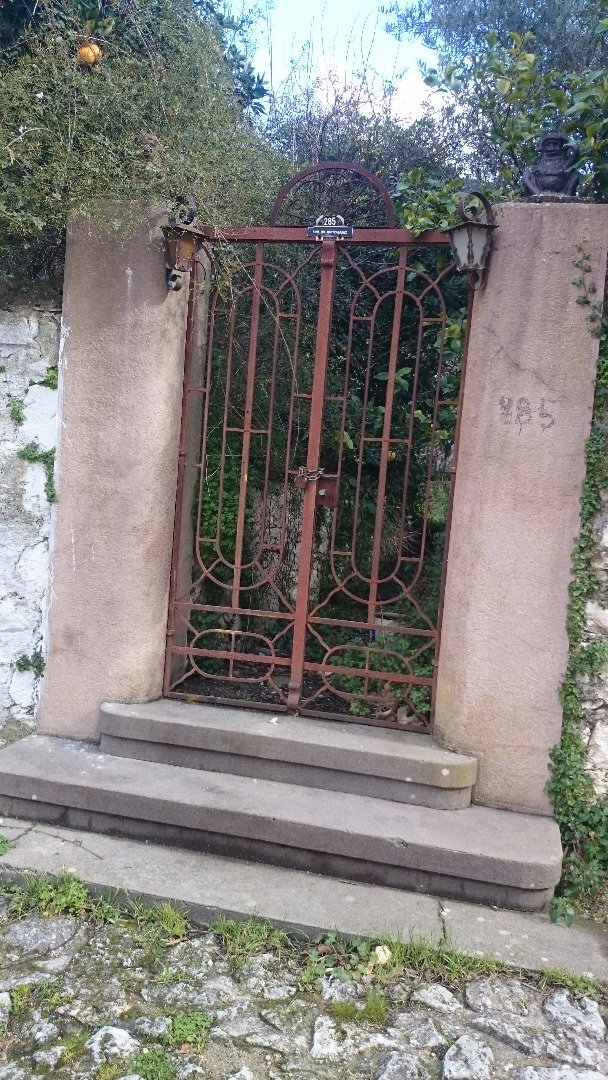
left=294, top=465, right=324, bottom=490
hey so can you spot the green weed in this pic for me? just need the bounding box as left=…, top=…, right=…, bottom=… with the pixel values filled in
left=361, top=989, right=390, bottom=1025
left=59, top=1031, right=90, bottom=1066
left=5, top=870, right=90, bottom=918
left=329, top=990, right=390, bottom=1025
left=8, top=396, right=24, bottom=424
left=300, top=932, right=375, bottom=988
left=0, top=835, right=11, bottom=856
left=2, top=870, right=120, bottom=924
left=97, top=1065, right=123, bottom=1080
left=546, top=250, right=608, bottom=923
left=9, top=979, right=67, bottom=1017
left=212, top=915, right=291, bottom=965
left=152, top=964, right=182, bottom=987
left=0, top=872, right=603, bottom=1005
left=33, top=979, right=67, bottom=1010
left=39, top=366, right=58, bottom=390
left=9, top=984, right=33, bottom=1016
left=17, top=440, right=56, bottom=502
left=125, top=1047, right=176, bottom=1080
left=92, top=892, right=121, bottom=924
left=126, top=900, right=191, bottom=947
left=535, top=966, right=602, bottom=997
left=328, top=1000, right=360, bottom=1022
left=162, top=1010, right=212, bottom=1049
left=302, top=931, right=526, bottom=993
left=15, top=651, right=45, bottom=677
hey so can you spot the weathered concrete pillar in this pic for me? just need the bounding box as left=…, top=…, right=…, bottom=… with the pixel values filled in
left=435, top=202, right=608, bottom=815
left=37, top=212, right=188, bottom=739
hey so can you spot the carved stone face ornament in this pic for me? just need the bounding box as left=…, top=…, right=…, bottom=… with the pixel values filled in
left=522, top=133, right=580, bottom=197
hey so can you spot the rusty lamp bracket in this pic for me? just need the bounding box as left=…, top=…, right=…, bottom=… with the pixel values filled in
left=163, top=196, right=201, bottom=291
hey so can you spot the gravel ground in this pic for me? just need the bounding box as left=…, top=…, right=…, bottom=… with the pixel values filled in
left=0, top=894, right=606, bottom=1080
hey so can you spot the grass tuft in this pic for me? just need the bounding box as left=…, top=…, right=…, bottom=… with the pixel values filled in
left=125, top=1047, right=177, bottom=1080
left=39, top=366, right=58, bottom=390
left=328, top=1000, right=360, bottom=1022
left=211, top=914, right=291, bottom=965
left=126, top=899, right=191, bottom=947
left=161, top=1010, right=213, bottom=1049
left=362, top=988, right=390, bottom=1024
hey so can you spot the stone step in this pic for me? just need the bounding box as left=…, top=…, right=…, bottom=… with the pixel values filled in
left=0, top=735, right=562, bottom=911
left=99, top=700, right=478, bottom=809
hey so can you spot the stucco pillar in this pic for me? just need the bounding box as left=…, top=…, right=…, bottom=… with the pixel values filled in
left=435, top=202, right=608, bottom=815
left=37, top=211, right=188, bottom=739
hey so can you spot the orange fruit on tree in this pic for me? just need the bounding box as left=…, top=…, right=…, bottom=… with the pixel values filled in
left=76, top=43, right=103, bottom=67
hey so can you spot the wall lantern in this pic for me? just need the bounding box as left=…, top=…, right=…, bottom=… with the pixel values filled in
left=446, top=192, right=496, bottom=290
left=163, top=229, right=200, bottom=290
left=163, top=195, right=200, bottom=291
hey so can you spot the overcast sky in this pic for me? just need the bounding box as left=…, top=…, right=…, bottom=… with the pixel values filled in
left=252, top=0, right=437, bottom=121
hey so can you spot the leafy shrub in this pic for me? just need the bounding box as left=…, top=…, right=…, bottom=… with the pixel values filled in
left=0, top=0, right=281, bottom=286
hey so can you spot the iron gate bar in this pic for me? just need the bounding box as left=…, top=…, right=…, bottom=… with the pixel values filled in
left=430, top=286, right=475, bottom=719
left=231, top=243, right=264, bottom=609
left=163, top=260, right=199, bottom=689
left=166, top=225, right=450, bottom=247
left=169, top=645, right=433, bottom=684
left=287, top=239, right=338, bottom=711
left=367, top=248, right=408, bottom=627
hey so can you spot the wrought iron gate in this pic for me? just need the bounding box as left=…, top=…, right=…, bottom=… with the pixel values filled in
left=164, top=164, right=470, bottom=732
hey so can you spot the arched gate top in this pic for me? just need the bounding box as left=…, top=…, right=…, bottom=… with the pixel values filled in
left=269, top=162, right=397, bottom=229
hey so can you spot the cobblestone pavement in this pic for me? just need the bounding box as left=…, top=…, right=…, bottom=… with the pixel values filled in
left=0, top=901, right=606, bottom=1080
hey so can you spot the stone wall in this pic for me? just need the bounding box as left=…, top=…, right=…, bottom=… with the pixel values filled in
left=0, top=301, right=60, bottom=743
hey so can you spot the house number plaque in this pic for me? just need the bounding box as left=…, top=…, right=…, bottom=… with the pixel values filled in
left=307, top=214, right=354, bottom=240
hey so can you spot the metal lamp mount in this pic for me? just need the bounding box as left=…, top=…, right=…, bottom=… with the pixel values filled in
left=163, top=196, right=200, bottom=291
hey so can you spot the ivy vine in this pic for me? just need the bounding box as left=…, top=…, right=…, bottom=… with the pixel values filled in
left=546, top=246, right=608, bottom=923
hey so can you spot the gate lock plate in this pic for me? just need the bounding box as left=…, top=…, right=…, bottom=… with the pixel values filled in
left=315, top=475, right=339, bottom=507
left=293, top=467, right=339, bottom=507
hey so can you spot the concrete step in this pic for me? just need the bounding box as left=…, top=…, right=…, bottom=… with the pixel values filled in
left=99, top=700, right=478, bottom=809
left=0, top=735, right=561, bottom=911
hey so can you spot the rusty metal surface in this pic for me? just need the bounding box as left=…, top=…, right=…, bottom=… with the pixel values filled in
left=164, top=165, right=469, bottom=732
left=164, top=225, right=450, bottom=247
left=269, top=162, right=398, bottom=227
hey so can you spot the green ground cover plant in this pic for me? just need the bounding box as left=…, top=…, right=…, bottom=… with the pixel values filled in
left=161, top=1011, right=213, bottom=1049
left=546, top=252, right=608, bottom=924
